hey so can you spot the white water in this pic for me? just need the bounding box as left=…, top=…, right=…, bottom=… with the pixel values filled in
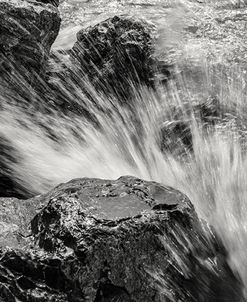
left=1, top=62, right=247, bottom=296
left=1, top=0, right=247, bottom=299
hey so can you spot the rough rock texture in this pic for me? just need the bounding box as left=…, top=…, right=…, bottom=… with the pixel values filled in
left=56, top=0, right=247, bottom=103
left=57, top=0, right=247, bottom=65
left=70, top=16, right=170, bottom=99
left=46, top=15, right=171, bottom=116
left=0, top=195, right=45, bottom=248
left=0, top=0, right=61, bottom=77
left=0, top=176, right=243, bottom=301
left=72, top=16, right=154, bottom=83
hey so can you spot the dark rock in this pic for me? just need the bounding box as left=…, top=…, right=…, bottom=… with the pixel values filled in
left=0, top=176, right=243, bottom=301
left=0, top=0, right=61, bottom=198
left=194, top=96, right=222, bottom=125
left=44, top=17, right=172, bottom=116
left=0, top=0, right=61, bottom=78
left=71, top=16, right=165, bottom=100
left=45, top=49, right=97, bottom=117
left=160, top=120, right=193, bottom=157
left=45, top=16, right=171, bottom=118
left=160, top=97, right=224, bottom=156
left=0, top=136, right=31, bottom=199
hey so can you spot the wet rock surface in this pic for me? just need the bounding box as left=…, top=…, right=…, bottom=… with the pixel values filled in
left=57, top=0, right=247, bottom=67
left=0, top=176, right=243, bottom=301
left=0, top=0, right=61, bottom=77
left=46, top=15, right=171, bottom=116
left=0, top=0, right=61, bottom=199
left=0, top=2, right=246, bottom=301
left=47, top=16, right=171, bottom=102
left=71, top=16, right=156, bottom=95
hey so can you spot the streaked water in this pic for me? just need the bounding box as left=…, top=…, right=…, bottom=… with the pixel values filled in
left=1, top=0, right=247, bottom=299
left=2, top=63, right=247, bottom=298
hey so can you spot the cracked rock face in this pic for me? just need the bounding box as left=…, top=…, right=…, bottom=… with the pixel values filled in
left=0, top=0, right=61, bottom=77
left=0, top=176, right=243, bottom=301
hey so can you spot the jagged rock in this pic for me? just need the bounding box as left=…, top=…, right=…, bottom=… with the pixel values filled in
left=0, top=176, right=243, bottom=301
left=0, top=0, right=61, bottom=78
left=72, top=16, right=155, bottom=88
left=0, top=195, right=45, bottom=248
left=46, top=16, right=171, bottom=116
left=70, top=16, right=170, bottom=100
left=58, top=1, right=247, bottom=68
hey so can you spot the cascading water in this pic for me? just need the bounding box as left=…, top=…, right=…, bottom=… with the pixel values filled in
left=2, top=63, right=247, bottom=299
left=1, top=0, right=247, bottom=300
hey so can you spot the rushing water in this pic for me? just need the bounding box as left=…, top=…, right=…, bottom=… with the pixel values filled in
left=2, top=63, right=247, bottom=297
left=1, top=0, right=247, bottom=299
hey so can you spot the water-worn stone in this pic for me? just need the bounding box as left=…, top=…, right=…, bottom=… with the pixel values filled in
left=0, top=0, right=61, bottom=77
left=0, top=176, right=243, bottom=301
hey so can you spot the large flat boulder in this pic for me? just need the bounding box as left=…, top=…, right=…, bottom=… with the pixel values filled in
left=0, top=176, right=243, bottom=301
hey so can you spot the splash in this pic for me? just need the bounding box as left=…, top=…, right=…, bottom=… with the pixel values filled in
left=1, top=36, right=247, bottom=302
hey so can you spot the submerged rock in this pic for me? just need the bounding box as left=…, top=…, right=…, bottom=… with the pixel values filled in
left=0, top=176, right=243, bottom=301
left=160, top=120, right=193, bottom=157
left=0, top=0, right=61, bottom=78
left=160, top=96, right=227, bottom=156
